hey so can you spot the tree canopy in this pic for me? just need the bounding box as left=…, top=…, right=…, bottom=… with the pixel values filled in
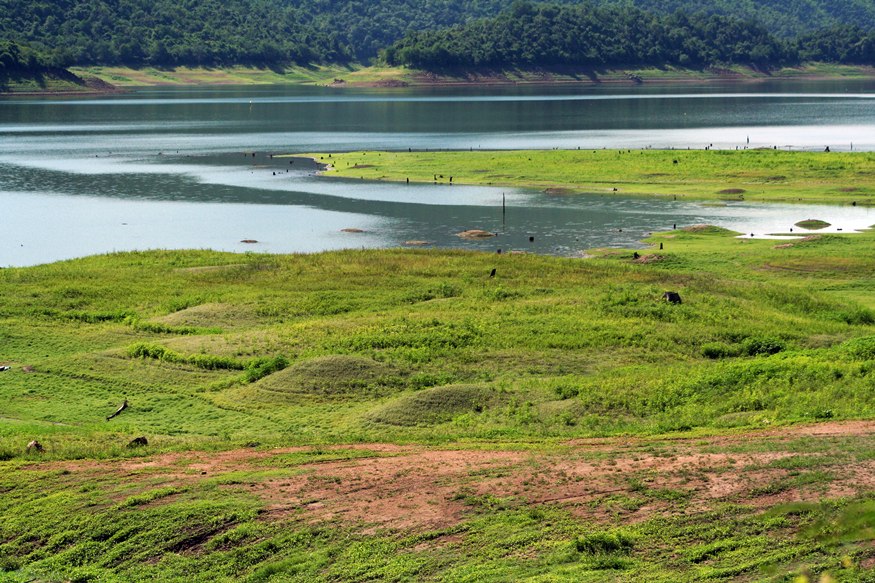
left=384, top=3, right=792, bottom=69
left=1, top=0, right=875, bottom=70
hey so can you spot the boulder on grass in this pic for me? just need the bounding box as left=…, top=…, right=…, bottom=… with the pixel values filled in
left=127, top=436, right=148, bottom=448
left=663, top=291, right=682, bottom=304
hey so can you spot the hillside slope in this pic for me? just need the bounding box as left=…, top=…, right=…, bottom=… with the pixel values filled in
left=2, top=0, right=875, bottom=68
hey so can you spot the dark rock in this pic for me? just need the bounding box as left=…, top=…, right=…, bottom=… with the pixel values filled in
left=127, top=436, right=148, bottom=448
left=663, top=291, right=682, bottom=304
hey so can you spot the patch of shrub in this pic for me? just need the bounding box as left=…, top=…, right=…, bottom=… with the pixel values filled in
left=127, top=342, right=170, bottom=360
left=483, top=286, right=524, bottom=301
left=65, top=310, right=134, bottom=323
left=838, top=308, right=875, bottom=326
left=409, top=372, right=455, bottom=390
left=404, top=282, right=462, bottom=303
left=0, top=555, right=20, bottom=572
left=183, top=353, right=243, bottom=371
left=295, top=293, right=354, bottom=316
left=554, top=383, right=580, bottom=399
left=245, top=355, right=289, bottom=383
left=741, top=336, right=786, bottom=356
left=127, top=342, right=264, bottom=371
left=342, top=319, right=483, bottom=352
left=842, top=336, right=875, bottom=360
left=586, top=555, right=634, bottom=570
left=125, top=316, right=219, bottom=335
left=574, top=530, right=635, bottom=555
left=701, top=342, right=741, bottom=359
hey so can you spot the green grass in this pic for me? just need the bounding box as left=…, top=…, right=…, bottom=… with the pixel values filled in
left=795, top=219, right=832, bottom=229
left=3, top=225, right=875, bottom=579
left=2, top=232, right=875, bottom=448
left=305, top=149, right=875, bottom=204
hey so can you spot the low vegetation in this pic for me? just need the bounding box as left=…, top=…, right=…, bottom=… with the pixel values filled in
left=311, top=149, right=875, bottom=204
left=1, top=219, right=875, bottom=579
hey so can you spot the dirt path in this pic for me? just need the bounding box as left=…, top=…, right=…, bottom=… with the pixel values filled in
left=29, top=420, right=875, bottom=532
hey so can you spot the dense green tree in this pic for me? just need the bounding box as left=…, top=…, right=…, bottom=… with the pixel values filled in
left=385, top=3, right=793, bottom=69
left=1, top=0, right=874, bottom=69
left=796, top=27, right=875, bottom=64
left=0, top=40, right=50, bottom=72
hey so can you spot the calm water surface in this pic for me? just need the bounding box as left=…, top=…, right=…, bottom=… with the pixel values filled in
left=2, top=80, right=874, bottom=266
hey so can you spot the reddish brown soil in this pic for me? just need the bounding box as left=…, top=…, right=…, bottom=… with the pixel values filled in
left=30, top=420, right=875, bottom=532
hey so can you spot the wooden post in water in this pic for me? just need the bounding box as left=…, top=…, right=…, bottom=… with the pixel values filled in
left=502, top=193, right=506, bottom=228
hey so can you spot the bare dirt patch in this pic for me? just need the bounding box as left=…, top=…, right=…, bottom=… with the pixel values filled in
left=26, top=421, right=875, bottom=532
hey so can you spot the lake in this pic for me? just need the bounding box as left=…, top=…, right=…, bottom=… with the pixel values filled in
left=2, top=80, right=875, bottom=267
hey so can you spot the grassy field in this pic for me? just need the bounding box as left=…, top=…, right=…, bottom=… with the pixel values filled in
left=307, top=149, right=875, bottom=204
left=2, top=224, right=875, bottom=580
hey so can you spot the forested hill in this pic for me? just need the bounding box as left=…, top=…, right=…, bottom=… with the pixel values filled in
left=2, top=0, right=875, bottom=70
left=385, top=3, right=875, bottom=69
left=1, top=0, right=514, bottom=67
left=620, top=0, right=875, bottom=39
left=385, top=4, right=787, bottom=69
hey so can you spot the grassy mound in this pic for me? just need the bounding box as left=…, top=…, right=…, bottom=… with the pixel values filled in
left=253, top=354, right=402, bottom=399
left=150, top=302, right=255, bottom=330
left=681, top=224, right=736, bottom=235
left=795, top=219, right=831, bottom=230
left=368, top=384, right=497, bottom=426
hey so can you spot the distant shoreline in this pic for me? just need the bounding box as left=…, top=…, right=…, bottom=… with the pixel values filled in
left=4, top=63, right=874, bottom=95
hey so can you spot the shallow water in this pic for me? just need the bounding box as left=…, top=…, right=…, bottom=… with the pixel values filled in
left=2, top=81, right=874, bottom=266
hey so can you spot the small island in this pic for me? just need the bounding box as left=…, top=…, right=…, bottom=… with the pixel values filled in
left=795, top=219, right=832, bottom=229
